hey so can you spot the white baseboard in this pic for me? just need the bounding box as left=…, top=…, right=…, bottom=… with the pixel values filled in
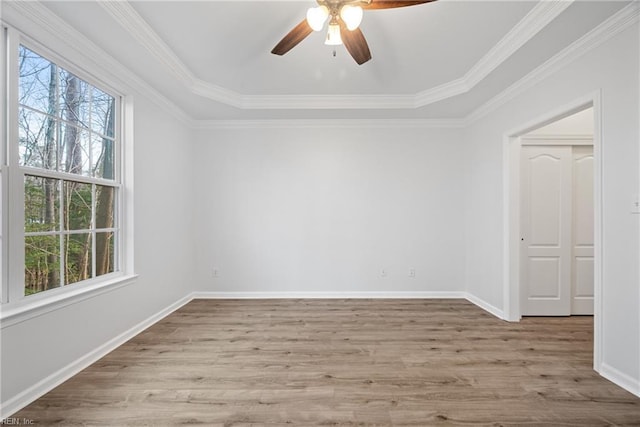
left=193, top=291, right=506, bottom=320
left=191, top=291, right=467, bottom=299
left=599, top=362, right=640, bottom=398
left=0, top=294, right=193, bottom=418
left=463, top=292, right=506, bottom=320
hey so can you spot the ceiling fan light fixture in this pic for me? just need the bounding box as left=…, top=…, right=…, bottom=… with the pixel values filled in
left=306, top=5, right=329, bottom=31
left=324, top=22, right=343, bottom=45
left=340, top=5, right=363, bottom=31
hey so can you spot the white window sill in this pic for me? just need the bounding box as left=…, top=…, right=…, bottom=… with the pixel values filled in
left=0, top=274, right=138, bottom=329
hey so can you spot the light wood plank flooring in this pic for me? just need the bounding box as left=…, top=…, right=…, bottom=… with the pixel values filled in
left=13, top=299, right=640, bottom=425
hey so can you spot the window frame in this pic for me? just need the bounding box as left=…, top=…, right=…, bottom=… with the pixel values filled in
left=1, top=24, right=135, bottom=323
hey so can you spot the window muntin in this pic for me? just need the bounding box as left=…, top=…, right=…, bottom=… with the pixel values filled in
left=17, top=45, right=120, bottom=297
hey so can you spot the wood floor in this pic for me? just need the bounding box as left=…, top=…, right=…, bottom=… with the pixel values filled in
left=14, top=299, right=640, bottom=425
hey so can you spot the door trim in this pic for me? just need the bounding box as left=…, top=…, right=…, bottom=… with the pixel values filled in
left=503, top=91, right=603, bottom=372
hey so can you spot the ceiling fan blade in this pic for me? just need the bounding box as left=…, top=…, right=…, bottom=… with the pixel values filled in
left=271, top=19, right=314, bottom=56
left=362, top=0, right=436, bottom=10
left=340, top=23, right=372, bottom=65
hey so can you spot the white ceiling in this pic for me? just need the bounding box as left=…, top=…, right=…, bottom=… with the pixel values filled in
left=36, top=0, right=631, bottom=120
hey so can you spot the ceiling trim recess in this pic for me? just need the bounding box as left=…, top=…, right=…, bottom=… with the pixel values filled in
left=1, top=0, right=193, bottom=125
left=193, top=118, right=465, bottom=130
left=198, top=2, right=640, bottom=129
left=465, top=2, right=640, bottom=125
left=99, top=0, right=572, bottom=110
left=99, top=0, right=243, bottom=109
left=414, top=0, right=573, bottom=107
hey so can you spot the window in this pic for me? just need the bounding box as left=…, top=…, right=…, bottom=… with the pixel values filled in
left=2, top=34, right=126, bottom=306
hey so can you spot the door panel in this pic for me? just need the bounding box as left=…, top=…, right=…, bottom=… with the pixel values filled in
left=572, top=146, right=594, bottom=314
left=521, top=146, right=572, bottom=315
left=529, top=154, right=563, bottom=246
left=528, top=257, right=561, bottom=297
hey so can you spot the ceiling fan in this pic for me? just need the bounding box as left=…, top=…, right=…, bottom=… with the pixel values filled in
left=271, top=0, right=436, bottom=65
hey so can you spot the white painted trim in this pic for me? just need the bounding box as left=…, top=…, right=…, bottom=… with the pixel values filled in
left=637, top=5, right=640, bottom=395
left=0, top=293, right=193, bottom=418
left=591, top=91, right=604, bottom=372
left=463, top=0, right=573, bottom=90
left=502, top=91, right=603, bottom=363
left=98, top=1, right=193, bottom=85
left=0, top=24, right=6, bottom=305
left=600, top=363, right=640, bottom=398
left=466, top=3, right=640, bottom=125
left=414, top=0, right=573, bottom=108
left=0, top=275, right=138, bottom=329
left=464, top=292, right=505, bottom=320
left=193, top=291, right=506, bottom=320
left=193, top=118, right=465, bottom=131
left=1, top=1, right=192, bottom=126
left=192, top=291, right=467, bottom=300
left=521, top=134, right=593, bottom=144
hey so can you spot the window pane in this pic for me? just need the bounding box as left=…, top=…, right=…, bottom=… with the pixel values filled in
left=64, top=233, right=92, bottom=285
left=92, top=134, right=115, bottom=180
left=19, top=46, right=58, bottom=116
left=60, top=124, right=91, bottom=176
left=91, top=88, right=115, bottom=137
left=63, top=181, right=92, bottom=231
left=95, top=232, right=114, bottom=277
left=19, top=108, right=58, bottom=170
left=25, top=175, right=60, bottom=232
left=17, top=44, right=121, bottom=297
left=60, top=69, right=89, bottom=129
left=96, top=185, right=115, bottom=229
left=25, top=235, right=61, bottom=295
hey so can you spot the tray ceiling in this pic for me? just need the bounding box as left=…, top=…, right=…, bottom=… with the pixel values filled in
left=24, top=0, right=633, bottom=120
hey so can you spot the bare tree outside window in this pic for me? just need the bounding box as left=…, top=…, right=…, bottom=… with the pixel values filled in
left=19, top=46, right=118, bottom=295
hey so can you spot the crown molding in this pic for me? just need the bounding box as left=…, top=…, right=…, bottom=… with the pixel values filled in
left=240, top=94, right=417, bottom=110
left=193, top=118, right=465, bottom=130
left=2, top=0, right=192, bottom=126
left=98, top=1, right=245, bottom=109
left=99, top=0, right=571, bottom=111
left=465, top=2, right=640, bottom=125
left=521, top=134, right=593, bottom=143
left=414, top=0, right=573, bottom=107
left=462, top=0, right=573, bottom=89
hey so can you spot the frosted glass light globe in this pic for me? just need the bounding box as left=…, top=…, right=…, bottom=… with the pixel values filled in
left=340, top=5, right=363, bottom=31
left=307, top=6, right=329, bottom=31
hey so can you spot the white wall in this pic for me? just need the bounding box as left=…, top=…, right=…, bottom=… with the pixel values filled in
left=0, top=93, right=196, bottom=409
left=527, top=108, right=594, bottom=136
left=193, top=125, right=466, bottom=296
left=464, top=23, right=639, bottom=391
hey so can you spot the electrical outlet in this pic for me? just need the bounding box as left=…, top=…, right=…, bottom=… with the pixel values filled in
left=408, top=268, right=415, bottom=278
left=212, top=268, right=219, bottom=278
left=380, top=269, right=387, bottom=278
left=632, top=194, right=640, bottom=214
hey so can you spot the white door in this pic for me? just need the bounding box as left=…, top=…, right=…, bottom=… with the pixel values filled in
left=521, top=146, right=572, bottom=315
left=520, top=145, right=594, bottom=316
left=571, top=146, right=594, bottom=314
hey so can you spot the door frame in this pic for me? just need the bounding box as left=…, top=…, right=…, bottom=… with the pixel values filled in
left=503, top=91, right=603, bottom=371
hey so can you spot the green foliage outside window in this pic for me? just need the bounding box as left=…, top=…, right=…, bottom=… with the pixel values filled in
left=19, top=46, right=118, bottom=296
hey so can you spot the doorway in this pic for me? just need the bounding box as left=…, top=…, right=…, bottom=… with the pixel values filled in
left=504, top=95, right=602, bottom=367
